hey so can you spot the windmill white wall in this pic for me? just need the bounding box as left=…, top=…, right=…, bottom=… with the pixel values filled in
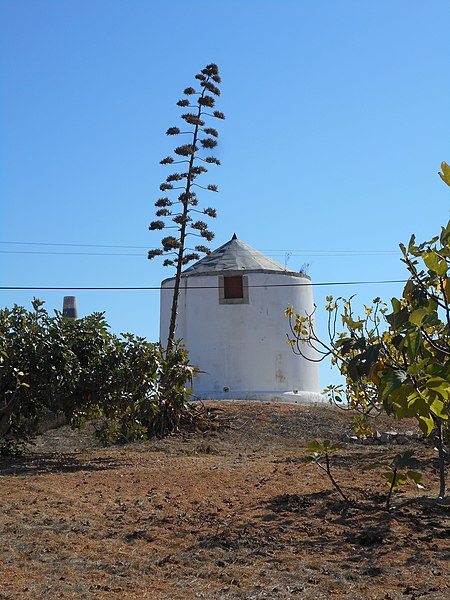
left=160, top=236, right=324, bottom=403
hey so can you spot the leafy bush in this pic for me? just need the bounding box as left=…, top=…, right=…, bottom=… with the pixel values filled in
left=287, top=163, right=450, bottom=499
left=0, top=299, right=197, bottom=451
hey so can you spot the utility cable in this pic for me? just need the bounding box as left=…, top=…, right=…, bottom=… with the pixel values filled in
left=0, top=241, right=400, bottom=257
left=0, top=241, right=147, bottom=249
left=0, top=249, right=399, bottom=258
left=0, top=280, right=408, bottom=291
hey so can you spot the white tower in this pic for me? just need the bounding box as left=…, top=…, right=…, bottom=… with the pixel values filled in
left=160, top=235, right=324, bottom=403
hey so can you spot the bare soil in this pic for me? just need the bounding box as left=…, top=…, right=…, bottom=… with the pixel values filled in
left=1, top=401, right=449, bottom=599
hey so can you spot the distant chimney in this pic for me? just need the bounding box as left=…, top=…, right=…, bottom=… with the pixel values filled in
left=63, top=296, right=78, bottom=318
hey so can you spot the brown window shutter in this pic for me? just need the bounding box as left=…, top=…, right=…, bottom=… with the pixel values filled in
left=224, top=275, right=243, bottom=299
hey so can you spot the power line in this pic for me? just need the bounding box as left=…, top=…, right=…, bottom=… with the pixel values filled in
left=0, top=241, right=400, bottom=257
left=0, top=250, right=143, bottom=256
left=0, top=249, right=399, bottom=258
left=0, top=241, right=147, bottom=249
left=0, top=280, right=407, bottom=291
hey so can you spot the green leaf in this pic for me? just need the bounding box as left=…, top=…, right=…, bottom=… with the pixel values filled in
left=402, top=279, right=415, bottom=300
left=423, top=252, right=447, bottom=276
left=334, top=336, right=353, bottom=351
left=404, top=330, right=423, bottom=362
left=392, top=450, right=416, bottom=468
left=406, top=392, right=427, bottom=418
left=406, top=470, right=423, bottom=485
left=390, top=384, right=416, bottom=418
left=409, top=308, right=428, bottom=327
left=408, top=358, right=428, bottom=375
left=407, top=235, right=418, bottom=254
left=306, top=440, right=326, bottom=453
left=426, top=376, right=450, bottom=390
left=385, top=306, right=409, bottom=329
left=391, top=297, right=402, bottom=313
left=346, top=359, right=361, bottom=382
left=425, top=362, right=448, bottom=378
left=440, top=220, right=450, bottom=245
left=379, top=369, right=408, bottom=402
left=305, top=439, right=341, bottom=454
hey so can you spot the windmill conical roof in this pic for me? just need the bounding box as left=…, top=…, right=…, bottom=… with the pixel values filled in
left=182, top=234, right=292, bottom=276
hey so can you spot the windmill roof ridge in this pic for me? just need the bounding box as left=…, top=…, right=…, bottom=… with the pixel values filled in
left=179, top=234, right=308, bottom=277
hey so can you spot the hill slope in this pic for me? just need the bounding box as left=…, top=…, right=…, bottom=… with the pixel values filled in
left=1, top=401, right=449, bottom=599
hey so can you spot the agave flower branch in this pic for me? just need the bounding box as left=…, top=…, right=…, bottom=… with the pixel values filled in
left=148, top=63, right=224, bottom=349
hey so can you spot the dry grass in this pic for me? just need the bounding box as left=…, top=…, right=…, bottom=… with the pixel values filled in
left=1, top=401, right=449, bottom=599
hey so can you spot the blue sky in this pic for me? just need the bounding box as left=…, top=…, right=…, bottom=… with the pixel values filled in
left=1, top=0, right=449, bottom=388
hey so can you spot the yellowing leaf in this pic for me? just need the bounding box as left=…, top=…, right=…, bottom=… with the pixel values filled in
left=429, top=397, right=448, bottom=419
left=439, top=161, right=450, bottom=187
left=396, top=474, right=408, bottom=486
left=444, top=278, right=450, bottom=299
left=285, top=305, right=294, bottom=317
left=418, top=413, right=434, bottom=436
left=426, top=377, right=450, bottom=400
left=370, top=360, right=384, bottom=387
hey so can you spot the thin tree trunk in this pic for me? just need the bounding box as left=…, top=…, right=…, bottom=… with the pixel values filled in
left=324, top=453, right=350, bottom=504
left=436, top=419, right=446, bottom=499
left=0, top=390, right=20, bottom=438
left=166, top=85, right=209, bottom=350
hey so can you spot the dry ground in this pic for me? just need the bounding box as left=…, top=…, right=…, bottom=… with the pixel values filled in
left=1, top=401, right=449, bottom=600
